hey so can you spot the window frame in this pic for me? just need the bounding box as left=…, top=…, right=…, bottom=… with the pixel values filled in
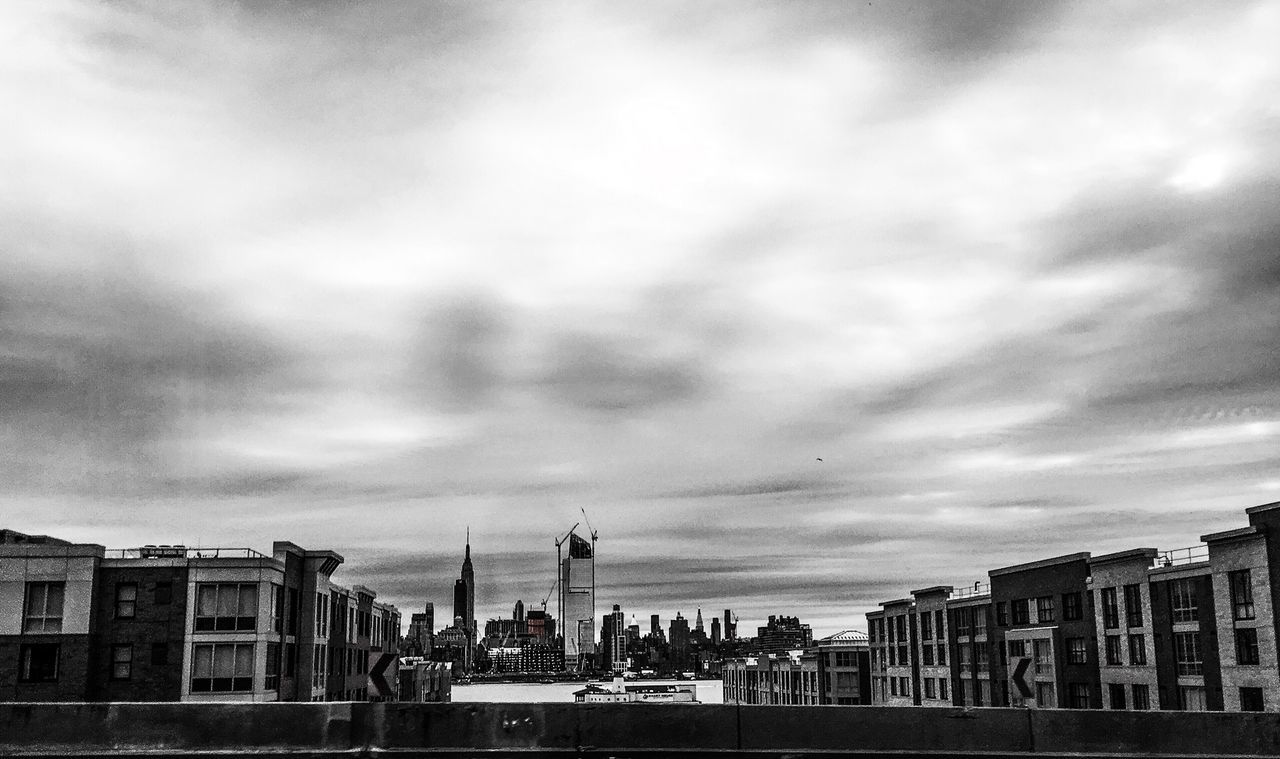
left=23, top=582, right=65, bottom=634
left=111, top=644, right=133, bottom=680
left=19, top=643, right=60, bottom=683
left=1235, top=627, right=1260, bottom=666
left=1230, top=570, right=1255, bottom=621
left=115, top=583, right=138, bottom=619
left=194, top=583, right=258, bottom=632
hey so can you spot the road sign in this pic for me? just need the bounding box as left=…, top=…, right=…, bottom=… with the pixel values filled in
left=369, top=652, right=396, bottom=698
left=1011, top=656, right=1033, bottom=699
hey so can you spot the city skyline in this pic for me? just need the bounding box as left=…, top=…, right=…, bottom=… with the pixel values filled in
left=4, top=2, right=1280, bottom=637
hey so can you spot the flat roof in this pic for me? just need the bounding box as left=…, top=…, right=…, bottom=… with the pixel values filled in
left=910, top=585, right=954, bottom=597
left=989, top=552, right=1090, bottom=577
left=1089, top=548, right=1158, bottom=566
left=1201, top=525, right=1263, bottom=544
left=878, top=598, right=914, bottom=608
left=1245, top=501, right=1280, bottom=516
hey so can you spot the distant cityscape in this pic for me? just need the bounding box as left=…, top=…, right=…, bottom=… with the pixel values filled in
left=6, top=499, right=1280, bottom=712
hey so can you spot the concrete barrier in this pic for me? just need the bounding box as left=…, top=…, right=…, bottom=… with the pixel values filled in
left=4, top=702, right=1280, bottom=756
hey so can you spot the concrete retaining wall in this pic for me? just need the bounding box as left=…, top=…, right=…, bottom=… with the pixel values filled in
left=3, top=703, right=1280, bottom=756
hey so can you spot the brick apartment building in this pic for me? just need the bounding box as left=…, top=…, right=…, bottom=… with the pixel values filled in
left=723, top=630, right=870, bottom=706
left=1, top=529, right=402, bottom=702
left=867, top=501, right=1280, bottom=712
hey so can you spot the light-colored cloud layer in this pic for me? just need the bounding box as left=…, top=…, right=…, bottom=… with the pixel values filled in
left=3, top=1, right=1278, bottom=635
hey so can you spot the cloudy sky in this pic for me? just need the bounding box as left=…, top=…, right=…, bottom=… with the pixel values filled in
left=3, top=1, right=1279, bottom=636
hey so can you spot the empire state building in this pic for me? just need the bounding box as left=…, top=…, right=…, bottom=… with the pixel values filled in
left=453, top=532, right=475, bottom=670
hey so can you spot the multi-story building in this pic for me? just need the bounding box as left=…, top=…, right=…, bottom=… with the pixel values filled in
left=560, top=532, right=595, bottom=671
left=1, top=529, right=399, bottom=703
left=755, top=615, right=813, bottom=654
left=452, top=536, right=475, bottom=673
left=867, top=500, right=1280, bottom=712
left=722, top=652, right=820, bottom=705
left=601, top=604, right=626, bottom=672
left=814, top=630, right=871, bottom=704
left=911, top=586, right=952, bottom=707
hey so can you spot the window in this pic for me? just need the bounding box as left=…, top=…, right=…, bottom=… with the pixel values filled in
left=935, top=610, right=944, bottom=639
left=976, top=644, right=989, bottom=670
left=1008, top=639, right=1027, bottom=658
left=1179, top=685, right=1206, bottom=711
left=939, top=678, right=948, bottom=701
left=922, top=645, right=934, bottom=665
left=996, top=601, right=1008, bottom=626
left=265, top=642, right=280, bottom=690
left=888, top=646, right=896, bottom=665
left=897, top=644, right=908, bottom=665
left=920, top=612, right=932, bottom=640
left=1124, top=584, right=1143, bottom=627
left=1174, top=632, right=1203, bottom=675
left=1241, top=687, right=1264, bottom=712
left=1236, top=628, right=1260, bottom=665
left=1230, top=570, right=1255, bottom=620
left=924, top=678, right=936, bottom=699
left=1068, top=682, right=1092, bottom=709
left=191, top=643, right=254, bottom=692
left=1128, top=634, right=1147, bottom=665
left=288, top=588, right=300, bottom=636
left=890, top=677, right=898, bottom=696
left=115, top=583, right=137, bottom=619
left=1037, top=681, right=1056, bottom=708
left=973, top=608, right=987, bottom=636
left=111, top=644, right=132, bottom=680
left=895, top=616, right=906, bottom=643
left=315, top=593, right=329, bottom=637
left=1064, top=632, right=1085, bottom=665
left=958, top=642, right=972, bottom=671
left=154, top=581, right=172, bottom=605
left=1171, top=579, right=1198, bottom=623
left=1101, top=587, right=1119, bottom=629
left=1132, top=684, right=1150, bottom=710
left=936, top=643, right=946, bottom=665
left=1105, top=635, right=1123, bottom=666
left=1011, top=599, right=1029, bottom=625
left=271, top=584, right=285, bottom=633
left=835, top=651, right=856, bottom=667
left=19, top=644, right=59, bottom=682
left=1033, top=639, right=1051, bottom=674
left=23, top=582, right=65, bottom=633
left=1109, top=683, right=1126, bottom=710
left=900, top=677, right=909, bottom=696
left=1063, top=592, right=1083, bottom=621
left=1036, top=596, right=1055, bottom=623
left=955, top=607, right=972, bottom=637
left=151, top=643, right=169, bottom=665
left=195, top=584, right=257, bottom=631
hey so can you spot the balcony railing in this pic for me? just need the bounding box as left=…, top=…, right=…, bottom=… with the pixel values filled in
left=953, top=582, right=991, bottom=599
left=1153, top=545, right=1209, bottom=568
left=103, top=546, right=270, bottom=560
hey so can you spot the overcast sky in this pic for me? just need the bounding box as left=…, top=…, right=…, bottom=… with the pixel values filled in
left=3, top=1, right=1279, bottom=636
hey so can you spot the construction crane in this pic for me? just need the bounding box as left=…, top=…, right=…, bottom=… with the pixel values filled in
left=540, top=578, right=556, bottom=610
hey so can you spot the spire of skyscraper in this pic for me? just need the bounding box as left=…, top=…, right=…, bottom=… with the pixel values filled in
left=696, top=608, right=704, bottom=632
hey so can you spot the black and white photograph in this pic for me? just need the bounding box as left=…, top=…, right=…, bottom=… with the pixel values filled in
left=3, top=1, right=1280, bottom=756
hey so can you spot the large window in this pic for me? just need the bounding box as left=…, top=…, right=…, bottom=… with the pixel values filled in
left=1180, top=685, right=1207, bottom=711
left=19, top=644, right=59, bottom=682
left=1171, top=579, right=1198, bottom=623
left=1124, top=584, right=1142, bottom=627
left=922, top=645, right=934, bottom=665
left=191, top=643, right=254, bottom=692
left=1033, top=639, right=1051, bottom=674
left=996, top=602, right=1008, bottom=626
left=1036, top=596, right=1055, bottom=624
left=271, top=584, right=285, bottom=633
left=1063, top=592, right=1083, bottom=621
left=1101, top=587, right=1119, bottom=629
left=1067, top=637, right=1088, bottom=664
left=924, top=677, right=936, bottom=699
left=1036, top=681, right=1056, bottom=707
left=1068, top=682, right=1092, bottom=709
left=935, top=610, right=944, bottom=639
left=1236, top=628, right=1260, bottom=665
left=1132, top=684, right=1150, bottom=710
left=1241, top=687, right=1264, bottom=712
left=1011, top=599, right=1029, bottom=625
left=265, top=642, right=280, bottom=690
left=195, top=584, right=257, bottom=632
left=1174, top=632, right=1203, bottom=675
left=973, top=608, right=987, bottom=636
left=1105, top=635, right=1123, bottom=665
left=1109, top=683, right=1126, bottom=710
left=24, top=582, right=64, bottom=633
left=111, top=644, right=132, bottom=680
left=835, top=651, right=856, bottom=667
left=920, top=611, right=933, bottom=640
left=955, top=607, right=971, bottom=637
left=115, top=584, right=137, bottom=619
left=1128, top=634, right=1147, bottom=665
left=1230, top=570, right=1255, bottom=620
left=936, top=643, right=946, bottom=665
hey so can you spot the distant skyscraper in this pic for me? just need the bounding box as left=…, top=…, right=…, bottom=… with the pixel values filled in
left=425, top=602, right=434, bottom=633
left=602, top=603, right=626, bottom=672
left=650, top=614, right=661, bottom=637
left=669, top=612, right=691, bottom=671
left=560, top=531, right=595, bottom=670
left=724, top=609, right=734, bottom=641
left=695, top=608, right=704, bottom=632
left=711, top=616, right=721, bottom=645
left=514, top=599, right=524, bottom=621
left=453, top=532, right=476, bottom=671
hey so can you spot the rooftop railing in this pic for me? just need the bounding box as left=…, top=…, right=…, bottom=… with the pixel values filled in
left=952, top=582, right=990, bottom=599
left=1152, top=545, right=1209, bottom=568
left=103, top=546, right=270, bottom=560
